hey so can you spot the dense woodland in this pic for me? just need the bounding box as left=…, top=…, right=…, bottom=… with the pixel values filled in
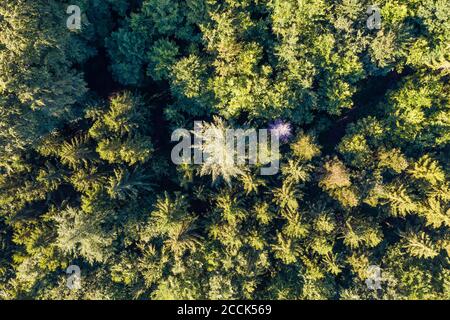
left=0, top=0, right=449, bottom=300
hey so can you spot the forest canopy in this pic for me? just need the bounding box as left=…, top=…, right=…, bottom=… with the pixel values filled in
left=0, top=0, right=449, bottom=300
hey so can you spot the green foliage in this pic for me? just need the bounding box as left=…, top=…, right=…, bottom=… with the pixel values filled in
left=147, top=39, right=180, bottom=81
left=89, top=92, right=154, bottom=165
left=0, top=0, right=448, bottom=301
